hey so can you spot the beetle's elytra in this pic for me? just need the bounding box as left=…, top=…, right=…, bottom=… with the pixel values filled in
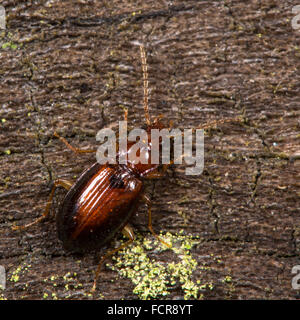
left=57, top=163, right=143, bottom=252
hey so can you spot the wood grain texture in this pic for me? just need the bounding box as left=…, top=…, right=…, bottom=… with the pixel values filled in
left=0, top=0, right=299, bottom=299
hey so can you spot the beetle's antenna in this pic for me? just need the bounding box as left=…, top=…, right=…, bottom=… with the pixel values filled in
left=139, top=45, right=151, bottom=126
left=193, top=116, right=243, bottom=131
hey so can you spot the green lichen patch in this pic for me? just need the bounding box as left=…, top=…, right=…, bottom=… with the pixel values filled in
left=108, top=231, right=204, bottom=300
left=0, top=31, right=23, bottom=50
left=9, top=264, right=32, bottom=283
left=0, top=293, right=7, bottom=300
left=1, top=42, right=18, bottom=50
left=4, top=149, right=11, bottom=155
left=42, top=271, right=85, bottom=299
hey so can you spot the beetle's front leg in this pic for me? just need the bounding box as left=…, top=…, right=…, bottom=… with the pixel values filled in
left=54, top=132, right=96, bottom=154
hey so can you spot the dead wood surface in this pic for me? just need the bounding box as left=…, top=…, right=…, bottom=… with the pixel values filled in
left=0, top=0, right=299, bottom=300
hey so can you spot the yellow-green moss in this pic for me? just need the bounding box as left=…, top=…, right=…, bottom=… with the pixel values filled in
left=108, top=230, right=203, bottom=300
left=41, top=271, right=85, bottom=300
left=9, top=264, right=31, bottom=283
left=1, top=41, right=19, bottom=50
left=0, top=293, right=7, bottom=300
left=223, top=275, right=232, bottom=283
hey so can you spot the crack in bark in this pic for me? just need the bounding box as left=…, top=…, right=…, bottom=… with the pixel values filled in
left=290, top=228, right=298, bottom=256
left=24, top=59, right=53, bottom=184
left=206, top=172, right=220, bottom=235
left=248, top=157, right=261, bottom=205
left=9, top=4, right=195, bottom=29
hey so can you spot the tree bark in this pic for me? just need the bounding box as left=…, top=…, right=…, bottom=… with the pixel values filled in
left=0, top=0, right=299, bottom=299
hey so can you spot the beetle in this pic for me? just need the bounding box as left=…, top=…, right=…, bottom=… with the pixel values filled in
left=13, top=45, right=173, bottom=291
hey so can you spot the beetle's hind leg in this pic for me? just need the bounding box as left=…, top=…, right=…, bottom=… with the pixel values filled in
left=12, top=179, right=73, bottom=231
left=92, top=224, right=135, bottom=292
left=141, top=194, right=172, bottom=248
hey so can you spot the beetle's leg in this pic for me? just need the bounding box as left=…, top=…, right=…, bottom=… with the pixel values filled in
left=141, top=194, right=171, bottom=248
left=144, top=170, right=165, bottom=179
left=194, top=116, right=243, bottom=131
left=12, top=179, right=73, bottom=231
left=92, top=224, right=135, bottom=292
left=54, top=132, right=96, bottom=154
left=143, top=163, right=172, bottom=179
